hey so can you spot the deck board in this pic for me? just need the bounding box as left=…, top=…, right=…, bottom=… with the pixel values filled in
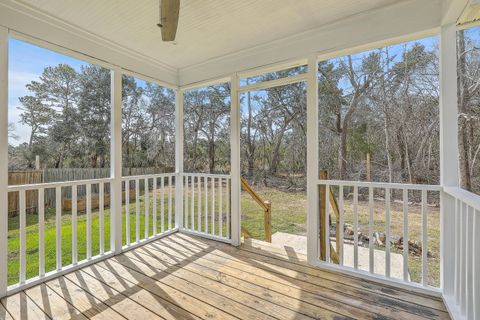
left=155, top=234, right=449, bottom=320
left=2, top=232, right=450, bottom=320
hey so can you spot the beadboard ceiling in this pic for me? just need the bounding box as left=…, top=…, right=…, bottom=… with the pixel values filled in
left=15, top=0, right=403, bottom=70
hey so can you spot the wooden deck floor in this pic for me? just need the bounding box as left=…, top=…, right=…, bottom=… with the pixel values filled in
left=0, top=233, right=449, bottom=320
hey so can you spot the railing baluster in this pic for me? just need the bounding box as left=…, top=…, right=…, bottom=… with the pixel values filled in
left=227, top=178, right=230, bottom=239
left=135, top=179, right=140, bottom=242
left=421, top=189, right=428, bottom=286
left=473, top=209, right=479, bottom=320
left=56, top=186, right=62, bottom=270
left=72, top=185, right=78, bottom=264
left=466, top=205, right=474, bottom=319
left=19, top=190, right=26, bottom=283
left=145, top=178, right=149, bottom=238
left=168, top=175, right=172, bottom=230
left=211, top=177, right=215, bottom=235
left=459, top=203, right=467, bottom=315
left=339, top=185, right=344, bottom=266
left=125, top=180, right=130, bottom=246
left=353, top=186, right=358, bottom=269
left=385, top=187, right=391, bottom=278
left=198, top=177, right=201, bottom=233
left=160, top=176, right=165, bottom=233
left=368, top=186, right=374, bottom=274
left=455, top=198, right=460, bottom=303
left=460, top=203, right=467, bottom=314
left=403, top=188, right=409, bottom=282
left=86, top=183, right=92, bottom=259
left=184, top=175, right=189, bottom=229
left=153, top=177, right=157, bottom=235
left=325, top=184, right=330, bottom=263
left=191, top=176, right=195, bottom=230
left=38, top=188, right=45, bottom=275
left=99, top=182, right=104, bottom=255
left=204, top=176, right=208, bottom=233
left=219, top=178, right=223, bottom=237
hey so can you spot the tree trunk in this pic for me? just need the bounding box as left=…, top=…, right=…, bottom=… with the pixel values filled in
left=457, top=30, right=472, bottom=190
left=246, top=88, right=255, bottom=177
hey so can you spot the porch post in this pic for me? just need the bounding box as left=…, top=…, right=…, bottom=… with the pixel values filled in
left=230, top=73, right=241, bottom=246
left=175, top=89, right=184, bottom=229
left=0, top=26, right=8, bottom=297
left=306, top=54, right=319, bottom=264
left=439, top=23, right=459, bottom=296
left=110, top=67, right=123, bottom=253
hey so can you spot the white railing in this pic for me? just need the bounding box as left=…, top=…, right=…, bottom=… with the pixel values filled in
left=5, top=172, right=177, bottom=295
left=7, top=177, right=113, bottom=293
left=443, top=187, right=480, bottom=320
left=121, top=173, right=177, bottom=247
left=317, top=179, right=442, bottom=290
left=181, top=173, right=231, bottom=243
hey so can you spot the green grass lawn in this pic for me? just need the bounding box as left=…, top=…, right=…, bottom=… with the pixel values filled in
left=7, top=193, right=177, bottom=285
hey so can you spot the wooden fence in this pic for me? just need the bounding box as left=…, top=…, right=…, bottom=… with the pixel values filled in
left=8, top=167, right=173, bottom=216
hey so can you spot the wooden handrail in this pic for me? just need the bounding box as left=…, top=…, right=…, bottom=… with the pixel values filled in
left=241, top=176, right=272, bottom=242
left=319, top=170, right=340, bottom=264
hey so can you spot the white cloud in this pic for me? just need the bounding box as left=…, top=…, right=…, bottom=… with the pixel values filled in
left=8, top=104, right=31, bottom=146
left=8, top=71, right=39, bottom=95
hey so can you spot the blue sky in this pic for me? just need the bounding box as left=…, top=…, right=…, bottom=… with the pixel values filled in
left=8, top=38, right=86, bottom=145
left=6, top=34, right=441, bottom=146
left=8, top=38, right=150, bottom=146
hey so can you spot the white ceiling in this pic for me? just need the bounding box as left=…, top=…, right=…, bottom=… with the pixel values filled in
left=16, top=0, right=403, bottom=70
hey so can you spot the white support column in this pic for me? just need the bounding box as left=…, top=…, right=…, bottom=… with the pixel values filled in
left=230, top=73, right=241, bottom=246
left=110, top=67, right=123, bottom=253
left=439, top=23, right=459, bottom=296
left=175, top=89, right=184, bottom=229
left=306, top=54, right=319, bottom=264
left=0, top=26, right=8, bottom=298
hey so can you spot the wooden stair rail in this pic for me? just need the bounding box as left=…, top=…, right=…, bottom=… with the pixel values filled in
left=319, top=170, right=341, bottom=264
left=241, top=176, right=272, bottom=242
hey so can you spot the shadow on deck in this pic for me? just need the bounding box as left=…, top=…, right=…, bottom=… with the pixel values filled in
left=1, top=233, right=449, bottom=320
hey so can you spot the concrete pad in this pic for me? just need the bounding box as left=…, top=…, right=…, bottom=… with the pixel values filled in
left=271, top=232, right=407, bottom=280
